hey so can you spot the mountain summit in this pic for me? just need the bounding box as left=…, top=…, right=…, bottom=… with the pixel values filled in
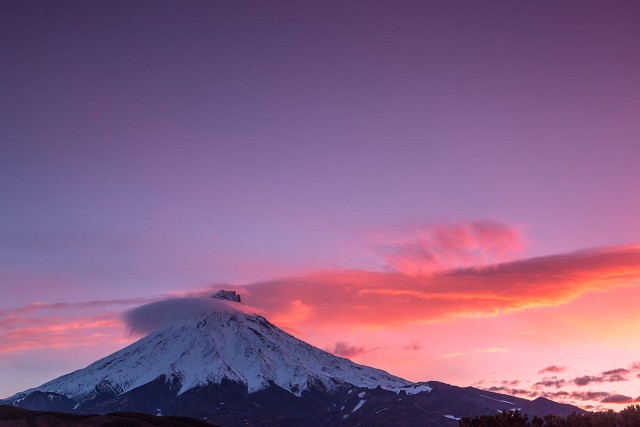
left=210, top=290, right=242, bottom=303
left=3, top=292, right=582, bottom=426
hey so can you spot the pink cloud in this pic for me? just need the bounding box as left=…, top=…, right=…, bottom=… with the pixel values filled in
left=0, top=297, right=156, bottom=356
left=0, top=298, right=156, bottom=317
left=0, top=313, right=126, bottom=354
left=374, top=220, right=524, bottom=275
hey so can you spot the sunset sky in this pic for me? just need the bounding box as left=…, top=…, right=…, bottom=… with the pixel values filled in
left=2, top=0, right=640, bottom=410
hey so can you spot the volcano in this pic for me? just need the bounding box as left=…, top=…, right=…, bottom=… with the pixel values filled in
left=2, top=291, right=582, bottom=426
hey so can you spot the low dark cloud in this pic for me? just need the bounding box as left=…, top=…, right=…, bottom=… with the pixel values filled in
left=402, top=341, right=423, bottom=351
left=540, top=391, right=571, bottom=399
left=538, top=365, right=566, bottom=374
left=542, top=390, right=630, bottom=403
left=123, top=298, right=252, bottom=335
left=484, top=386, right=535, bottom=398
left=327, top=341, right=368, bottom=358
left=573, top=374, right=628, bottom=386
left=602, top=368, right=630, bottom=376
left=570, top=391, right=612, bottom=401
left=483, top=361, right=640, bottom=407
left=533, top=378, right=566, bottom=389
left=534, top=362, right=637, bottom=389
left=488, top=370, right=640, bottom=406
left=573, top=375, right=602, bottom=386
left=601, top=394, right=636, bottom=404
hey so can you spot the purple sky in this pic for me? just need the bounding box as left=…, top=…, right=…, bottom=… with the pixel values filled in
left=2, top=0, right=640, bottom=407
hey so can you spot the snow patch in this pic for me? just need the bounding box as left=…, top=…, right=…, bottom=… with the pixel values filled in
left=353, top=399, right=366, bottom=413
left=393, top=383, right=433, bottom=395
left=445, top=415, right=461, bottom=421
left=479, top=394, right=515, bottom=405
left=358, top=391, right=366, bottom=398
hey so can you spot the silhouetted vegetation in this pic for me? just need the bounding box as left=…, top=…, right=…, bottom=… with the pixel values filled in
left=460, top=405, right=640, bottom=427
left=0, top=405, right=216, bottom=427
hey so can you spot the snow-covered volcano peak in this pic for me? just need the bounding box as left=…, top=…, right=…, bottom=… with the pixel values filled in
left=5, top=299, right=410, bottom=407
left=1, top=299, right=583, bottom=426
left=210, top=290, right=242, bottom=303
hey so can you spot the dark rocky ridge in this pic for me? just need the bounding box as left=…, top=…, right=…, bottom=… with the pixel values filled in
left=210, top=290, right=242, bottom=303
left=3, top=379, right=584, bottom=426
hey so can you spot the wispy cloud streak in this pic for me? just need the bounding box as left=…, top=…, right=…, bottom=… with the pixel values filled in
left=373, top=220, right=524, bottom=274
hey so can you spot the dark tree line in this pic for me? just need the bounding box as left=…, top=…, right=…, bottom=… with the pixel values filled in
left=459, top=405, right=640, bottom=427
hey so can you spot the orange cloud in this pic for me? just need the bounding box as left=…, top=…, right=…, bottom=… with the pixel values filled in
left=270, top=299, right=313, bottom=331
left=240, top=245, right=640, bottom=327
